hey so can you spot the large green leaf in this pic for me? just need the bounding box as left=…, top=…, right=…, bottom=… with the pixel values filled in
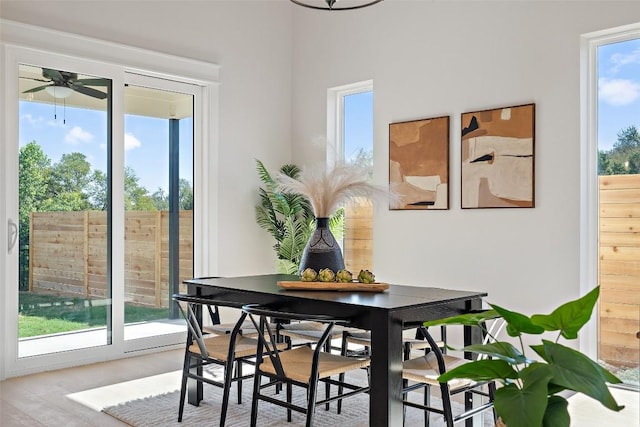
left=423, top=309, right=500, bottom=327
left=495, top=364, right=553, bottom=427
left=491, top=303, right=545, bottom=337
left=438, top=359, right=518, bottom=383
left=531, top=340, right=624, bottom=411
left=543, top=395, right=570, bottom=427
left=530, top=286, right=599, bottom=339
left=462, top=342, right=529, bottom=364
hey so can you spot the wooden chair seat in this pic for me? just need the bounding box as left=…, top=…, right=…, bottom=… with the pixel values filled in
left=190, top=333, right=260, bottom=360
left=260, top=345, right=370, bottom=383
left=402, top=352, right=473, bottom=391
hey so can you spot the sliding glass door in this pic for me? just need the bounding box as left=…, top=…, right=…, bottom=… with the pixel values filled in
left=4, top=45, right=203, bottom=372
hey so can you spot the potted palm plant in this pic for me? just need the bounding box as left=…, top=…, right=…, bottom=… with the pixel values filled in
left=277, top=162, right=388, bottom=274
left=423, top=286, right=625, bottom=427
left=255, top=159, right=343, bottom=274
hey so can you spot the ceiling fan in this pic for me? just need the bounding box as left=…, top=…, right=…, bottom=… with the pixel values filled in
left=22, top=68, right=108, bottom=99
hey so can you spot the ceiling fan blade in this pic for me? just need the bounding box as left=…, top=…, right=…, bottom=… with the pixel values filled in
left=71, top=84, right=108, bottom=99
left=22, top=84, right=52, bottom=94
left=42, top=68, right=64, bottom=82
left=75, top=78, right=109, bottom=86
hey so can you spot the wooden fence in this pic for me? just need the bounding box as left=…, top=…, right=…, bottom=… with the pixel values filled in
left=29, top=210, right=193, bottom=308
left=343, top=202, right=373, bottom=274
left=599, top=174, right=640, bottom=367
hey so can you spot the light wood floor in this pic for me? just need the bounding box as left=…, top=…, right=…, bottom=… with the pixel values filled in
left=1, top=349, right=638, bottom=426
left=0, top=349, right=183, bottom=426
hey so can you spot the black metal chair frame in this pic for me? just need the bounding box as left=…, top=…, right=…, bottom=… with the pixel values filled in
left=173, top=294, right=258, bottom=426
left=402, top=320, right=500, bottom=427
left=243, top=304, right=371, bottom=427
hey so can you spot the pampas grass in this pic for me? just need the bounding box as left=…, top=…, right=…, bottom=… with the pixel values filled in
left=277, top=163, right=391, bottom=218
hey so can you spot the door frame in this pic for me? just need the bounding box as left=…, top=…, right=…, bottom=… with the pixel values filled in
left=1, top=20, right=219, bottom=379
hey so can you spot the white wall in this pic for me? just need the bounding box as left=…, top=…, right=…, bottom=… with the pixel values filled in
left=0, top=0, right=294, bottom=275
left=290, top=1, right=640, bottom=319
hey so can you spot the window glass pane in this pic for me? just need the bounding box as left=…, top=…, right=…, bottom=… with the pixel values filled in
left=342, top=90, right=373, bottom=273
left=18, top=64, right=111, bottom=356
left=123, top=84, right=193, bottom=341
left=596, top=38, right=640, bottom=388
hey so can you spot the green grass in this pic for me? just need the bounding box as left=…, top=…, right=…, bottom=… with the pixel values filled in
left=19, top=292, right=171, bottom=338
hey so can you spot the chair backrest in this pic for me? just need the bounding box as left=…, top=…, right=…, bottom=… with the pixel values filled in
left=242, top=304, right=349, bottom=380
left=173, top=293, right=247, bottom=359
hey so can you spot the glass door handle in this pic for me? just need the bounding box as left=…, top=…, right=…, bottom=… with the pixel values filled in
left=8, top=219, right=18, bottom=253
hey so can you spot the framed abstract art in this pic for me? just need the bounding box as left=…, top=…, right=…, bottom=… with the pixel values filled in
left=461, top=103, right=535, bottom=208
left=389, top=115, right=449, bottom=210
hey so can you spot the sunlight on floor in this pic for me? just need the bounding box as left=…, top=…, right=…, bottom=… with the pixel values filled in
left=67, top=370, right=182, bottom=411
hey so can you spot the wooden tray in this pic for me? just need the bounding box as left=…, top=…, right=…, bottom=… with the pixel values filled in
left=277, top=281, right=388, bottom=292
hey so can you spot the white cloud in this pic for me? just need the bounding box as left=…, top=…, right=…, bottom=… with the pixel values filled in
left=98, top=134, right=141, bottom=151
left=20, top=113, right=44, bottom=126
left=609, top=47, right=640, bottom=73
left=65, top=126, right=94, bottom=144
left=598, top=78, right=640, bottom=106
left=125, top=132, right=142, bottom=151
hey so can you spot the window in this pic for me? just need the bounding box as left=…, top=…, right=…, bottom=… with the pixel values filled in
left=328, top=81, right=374, bottom=273
left=582, top=23, right=639, bottom=388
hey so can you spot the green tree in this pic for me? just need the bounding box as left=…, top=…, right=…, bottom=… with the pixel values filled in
left=599, top=125, right=640, bottom=175
left=45, top=152, right=93, bottom=210
left=87, top=170, right=108, bottom=210
left=151, top=188, right=169, bottom=210
left=179, top=179, right=194, bottom=210
left=124, top=166, right=156, bottom=210
left=18, top=141, right=51, bottom=242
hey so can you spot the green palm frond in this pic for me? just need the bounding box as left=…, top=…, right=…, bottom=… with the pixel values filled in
left=278, top=216, right=313, bottom=263
left=256, top=159, right=276, bottom=188
left=277, top=259, right=299, bottom=275
left=280, top=163, right=302, bottom=179
left=255, top=159, right=344, bottom=274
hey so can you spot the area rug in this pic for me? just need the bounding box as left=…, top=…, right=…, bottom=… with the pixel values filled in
left=103, top=369, right=494, bottom=426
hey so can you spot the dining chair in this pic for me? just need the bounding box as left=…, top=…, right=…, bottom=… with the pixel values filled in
left=336, top=325, right=446, bottom=414
left=242, top=303, right=371, bottom=427
left=401, top=316, right=505, bottom=427
left=173, top=294, right=265, bottom=426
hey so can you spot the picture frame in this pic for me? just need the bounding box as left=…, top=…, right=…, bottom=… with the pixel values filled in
left=389, top=115, right=449, bottom=210
left=460, top=103, right=535, bottom=209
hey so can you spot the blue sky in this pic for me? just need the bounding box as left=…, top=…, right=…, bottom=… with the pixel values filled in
left=598, top=38, right=640, bottom=150
left=19, top=101, right=193, bottom=194
left=343, top=91, right=373, bottom=162
left=18, top=37, right=639, bottom=192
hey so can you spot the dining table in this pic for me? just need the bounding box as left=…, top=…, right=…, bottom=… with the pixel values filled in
left=184, top=274, right=488, bottom=427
